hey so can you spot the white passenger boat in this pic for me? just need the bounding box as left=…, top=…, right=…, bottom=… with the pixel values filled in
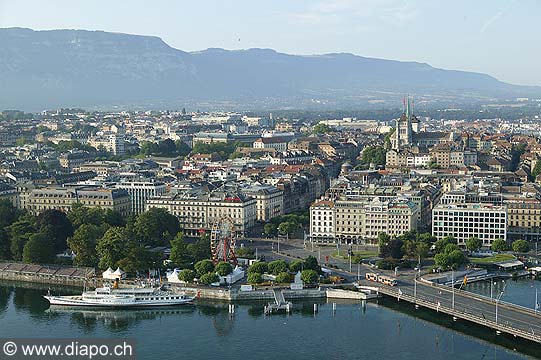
left=44, top=286, right=195, bottom=308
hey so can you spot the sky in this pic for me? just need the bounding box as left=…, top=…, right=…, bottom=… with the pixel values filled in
left=0, top=0, right=538, bottom=86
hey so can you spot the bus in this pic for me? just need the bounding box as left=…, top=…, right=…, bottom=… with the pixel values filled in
left=378, top=275, right=398, bottom=286
left=365, top=272, right=379, bottom=282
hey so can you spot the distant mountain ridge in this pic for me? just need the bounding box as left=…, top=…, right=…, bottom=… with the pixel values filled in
left=0, top=27, right=538, bottom=111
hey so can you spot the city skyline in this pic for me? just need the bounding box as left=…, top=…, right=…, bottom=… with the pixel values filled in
left=0, top=0, right=538, bottom=86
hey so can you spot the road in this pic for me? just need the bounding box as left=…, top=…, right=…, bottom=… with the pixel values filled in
left=243, top=237, right=541, bottom=341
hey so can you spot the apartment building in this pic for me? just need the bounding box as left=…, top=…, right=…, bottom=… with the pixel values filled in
left=146, top=186, right=257, bottom=236
left=24, top=186, right=131, bottom=217
left=310, top=197, right=419, bottom=244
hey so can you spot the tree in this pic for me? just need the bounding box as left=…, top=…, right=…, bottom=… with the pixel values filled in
left=178, top=269, right=196, bottom=283
left=36, top=209, right=73, bottom=253
left=289, top=260, right=303, bottom=273
left=303, top=256, right=321, bottom=273
left=448, top=250, right=466, bottom=269
left=117, top=242, right=157, bottom=274
left=215, top=262, right=233, bottom=276
left=466, top=237, right=482, bottom=252
left=67, top=224, right=105, bottom=267
left=96, top=227, right=130, bottom=270
left=275, top=272, right=291, bottom=283
left=512, top=240, right=530, bottom=253
left=491, top=239, right=508, bottom=252
left=248, top=261, right=268, bottom=274
left=8, top=215, right=35, bottom=261
left=200, top=273, right=219, bottom=285
left=379, top=237, right=404, bottom=259
left=301, top=269, right=319, bottom=284
left=235, top=247, right=254, bottom=259
left=134, top=208, right=180, bottom=246
left=194, top=259, right=215, bottom=277
left=187, top=234, right=211, bottom=262
left=532, top=160, right=541, bottom=180
left=312, top=123, right=332, bottom=134
left=434, top=236, right=456, bottom=254
left=278, top=222, right=296, bottom=238
left=434, top=253, right=451, bottom=269
left=268, top=260, right=288, bottom=275
left=22, top=232, right=55, bottom=264
left=361, top=146, right=386, bottom=166
left=169, top=233, right=192, bottom=268
left=0, top=199, right=20, bottom=228
left=0, top=230, right=10, bottom=260
left=414, top=242, right=430, bottom=265
left=264, top=223, right=278, bottom=237
left=434, top=242, right=467, bottom=270
left=247, top=272, right=263, bottom=284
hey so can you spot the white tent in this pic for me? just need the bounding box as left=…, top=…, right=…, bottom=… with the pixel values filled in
left=167, top=269, right=182, bottom=283
left=112, top=267, right=126, bottom=279
left=102, top=267, right=115, bottom=279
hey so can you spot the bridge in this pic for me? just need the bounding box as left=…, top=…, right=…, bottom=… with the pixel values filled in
left=373, top=279, right=541, bottom=344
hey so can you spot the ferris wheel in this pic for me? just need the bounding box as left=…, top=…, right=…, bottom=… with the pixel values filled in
left=210, top=216, right=238, bottom=265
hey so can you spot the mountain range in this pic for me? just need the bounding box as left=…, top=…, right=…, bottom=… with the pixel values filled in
left=0, top=27, right=539, bottom=111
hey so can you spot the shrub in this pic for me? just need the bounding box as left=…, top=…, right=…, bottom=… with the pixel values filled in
left=275, top=272, right=291, bottom=284
left=247, top=272, right=263, bottom=284
left=248, top=261, right=268, bottom=274
left=199, top=273, right=219, bottom=285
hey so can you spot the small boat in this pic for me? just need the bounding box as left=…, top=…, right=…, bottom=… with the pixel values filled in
left=44, top=286, right=195, bottom=308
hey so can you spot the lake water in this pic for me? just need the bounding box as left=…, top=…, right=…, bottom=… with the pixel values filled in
left=0, top=281, right=539, bottom=359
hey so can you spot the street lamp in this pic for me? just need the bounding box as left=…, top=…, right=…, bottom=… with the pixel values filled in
left=495, top=281, right=507, bottom=324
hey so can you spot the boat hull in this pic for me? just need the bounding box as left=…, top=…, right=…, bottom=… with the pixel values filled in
left=44, top=296, right=194, bottom=308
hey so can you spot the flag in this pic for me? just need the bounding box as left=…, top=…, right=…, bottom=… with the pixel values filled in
left=463, top=276, right=468, bottom=286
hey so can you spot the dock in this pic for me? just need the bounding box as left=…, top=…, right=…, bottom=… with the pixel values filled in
left=264, top=289, right=292, bottom=314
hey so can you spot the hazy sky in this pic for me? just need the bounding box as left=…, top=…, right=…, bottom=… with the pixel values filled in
left=1, top=0, right=538, bottom=86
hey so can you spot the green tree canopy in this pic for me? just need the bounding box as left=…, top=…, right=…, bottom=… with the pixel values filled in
left=278, top=222, right=297, bottom=237
left=247, top=272, right=263, bottom=284
left=301, top=269, right=319, bottom=284
left=466, top=237, right=483, bottom=252
left=512, top=240, right=529, bottom=253
left=187, top=234, right=211, bottom=262
left=36, top=209, right=74, bottom=253
left=275, top=272, right=291, bottom=283
left=67, top=224, right=106, bottom=267
left=268, top=260, right=288, bottom=275
left=215, top=261, right=233, bottom=276
left=264, top=223, right=278, bottom=237
left=361, top=146, right=386, bottom=166
left=0, top=229, right=10, bottom=260
left=194, top=259, right=215, bottom=277
left=199, top=273, right=219, bottom=285
left=169, top=233, right=192, bottom=268
left=8, top=215, right=35, bottom=261
left=312, top=123, right=332, bottom=134
left=248, top=261, right=268, bottom=274
left=0, top=199, right=20, bottom=228
left=491, top=239, right=508, bottom=252
left=289, top=260, right=304, bottom=273
left=133, top=207, right=180, bottom=246
left=96, top=227, right=131, bottom=270
left=303, top=255, right=321, bottom=273
left=178, top=269, right=196, bottom=283
left=22, top=232, right=55, bottom=264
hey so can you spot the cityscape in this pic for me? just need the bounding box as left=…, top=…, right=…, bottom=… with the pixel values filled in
left=0, top=1, right=541, bottom=359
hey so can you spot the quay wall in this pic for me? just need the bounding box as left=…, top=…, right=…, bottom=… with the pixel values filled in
left=172, top=285, right=326, bottom=301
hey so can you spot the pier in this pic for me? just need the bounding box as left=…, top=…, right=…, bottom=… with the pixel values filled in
left=375, top=279, right=541, bottom=344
